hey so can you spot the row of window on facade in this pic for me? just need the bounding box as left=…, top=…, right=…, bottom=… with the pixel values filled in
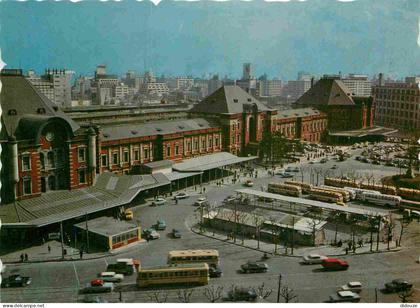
left=376, top=109, right=418, bottom=118
left=111, top=230, right=138, bottom=245
left=377, top=101, right=420, bottom=110
left=21, top=149, right=64, bottom=171
left=374, top=88, right=419, bottom=96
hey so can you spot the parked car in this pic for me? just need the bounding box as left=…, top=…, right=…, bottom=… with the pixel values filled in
left=244, top=180, right=254, bottom=187
left=328, top=290, right=360, bottom=303
left=331, top=165, right=337, bottom=169
left=174, top=192, right=189, bottom=200
left=98, top=272, right=124, bottom=283
left=142, top=228, right=160, bottom=240
left=225, top=287, right=258, bottom=302
left=384, top=279, right=413, bottom=293
left=194, top=197, right=209, bottom=207
left=209, top=265, right=223, bottom=278
left=124, top=209, right=133, bottom=220
left=153, top=219, right=167, bottom=230
left=151, top=197, right=166, bottom=206
left=241, top=261, right=268, bottom=273
left=285, top=166, right=294, bottom=172
left=172, top=229, right=181, bottom=238
left=277, top=172, right=294, bottom=178
left=224, top=195, right=237, bottom=203
left=81, top=280, right=114, bottom=294
left=301, top=254, right=328, bottom=265
left=1, top=275, right=32, bottom=288
left=339, top=281, right=362, bottom=293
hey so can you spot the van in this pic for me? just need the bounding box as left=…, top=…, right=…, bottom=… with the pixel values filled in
left=321, top=258, right=349, bottom=271
left=107, top=259, right=135, bottom=275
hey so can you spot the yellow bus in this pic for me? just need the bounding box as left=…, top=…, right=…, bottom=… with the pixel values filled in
left=309, top=188, right=344, bottom=204
left=137, top=263, right=209, bottom=288
left=397, top=188, right=420, bottom=202
left=324, top=177, right=359, bottom=189
left=268, top=183, right=302, bottom=197
left=167, top=250, right=219, bottom=267
left=284, top=181, right=313, bottom=194
left=319, top=185, right=351, bottom=202
left=359, top=183, right=397, bottom=195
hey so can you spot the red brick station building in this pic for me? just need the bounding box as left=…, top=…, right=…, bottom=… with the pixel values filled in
left=0, top=70, right=377, bottom=244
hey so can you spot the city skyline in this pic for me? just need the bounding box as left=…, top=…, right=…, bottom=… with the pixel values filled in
left=1, top=0, right=419, bottom=80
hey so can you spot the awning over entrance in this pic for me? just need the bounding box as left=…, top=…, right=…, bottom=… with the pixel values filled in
left=173, top=152, right=258, bottom=172
left=165, top=171, right=203, bottom=181
left=0, top=172, right=170, bottom=228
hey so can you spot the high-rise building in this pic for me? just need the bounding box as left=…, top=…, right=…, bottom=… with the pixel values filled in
left=372, top=77, right=420, bottom=130
left=26, top=69, right=74, bottom=107
left=341, top=74, right=372, bottom=97
left=242, top=63, right=253, bottom=80
left=283, top=79, right=312, bottom=101
left=208, top=75, right=223, bottom=95
left=257, top=75, right=282, bottom=97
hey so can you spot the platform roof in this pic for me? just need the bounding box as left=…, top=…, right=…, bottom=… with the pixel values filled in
left=74, top=216, right=138, bottom=237
left=235, top=188, right=388, bottom=217
left=173, top=152, right=257, bottom=172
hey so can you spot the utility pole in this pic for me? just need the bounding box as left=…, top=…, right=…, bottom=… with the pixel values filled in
left=277, top=273, right=282, bottom=303
left=291, top=216, right=295, bottom=255
left=60, top=221, right=65, bottom=260
left=85, top=213, right=89, bottom=253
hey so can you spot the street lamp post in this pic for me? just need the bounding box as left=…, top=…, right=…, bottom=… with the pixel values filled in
left=277, top=273, right=282, bottom=303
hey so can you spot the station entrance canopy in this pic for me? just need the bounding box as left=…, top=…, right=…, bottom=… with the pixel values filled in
left=173, top=152, right=257, bottom=172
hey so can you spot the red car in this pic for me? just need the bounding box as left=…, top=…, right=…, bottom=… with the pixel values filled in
left=90, top=279, right=104, bottom=287
left=321, top=258, right=349, bottom=271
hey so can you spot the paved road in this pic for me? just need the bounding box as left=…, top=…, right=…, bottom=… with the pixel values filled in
left=2, top=144, right=418, bottom=303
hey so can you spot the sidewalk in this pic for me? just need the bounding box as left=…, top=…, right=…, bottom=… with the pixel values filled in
left=191, top=225, right=402, bottom=258
left=1, top=238, right=146, bottom=265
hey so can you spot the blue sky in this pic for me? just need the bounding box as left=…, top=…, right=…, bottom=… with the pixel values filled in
left=0, top=0, right=419, bottom=80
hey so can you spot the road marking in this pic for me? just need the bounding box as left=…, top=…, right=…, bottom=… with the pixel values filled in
left=72, top=262, right=80, bottom=289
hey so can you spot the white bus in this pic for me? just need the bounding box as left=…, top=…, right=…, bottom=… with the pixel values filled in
left=361, top=193, right=401, bottom=207
left=345, top=187, right=380, bottom=201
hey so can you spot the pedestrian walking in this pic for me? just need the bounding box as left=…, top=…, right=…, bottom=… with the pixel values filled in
left=146, top=236, right=150, bottom=243
left=20, top=254, right=24, bottom=262
left=24, top=253, right=28, bottom=261
left=203, top=187, right=206, bottom=193
left=79, top=250, right=83, bottom=259
left=48, top=245, right=51, bottom=253
left=345, top=247, right=348, bottom=255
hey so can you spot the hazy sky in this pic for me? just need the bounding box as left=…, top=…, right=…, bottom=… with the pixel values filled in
left=0, top=0, right=419, bottom=80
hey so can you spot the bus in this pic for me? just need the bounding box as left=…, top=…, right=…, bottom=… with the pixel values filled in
left=137, top=263, right=209, bottom=288
left=397, top=188, right=420, bottom=202
left=167, top=250, right=219, bottom=267
left=268, top=183, right=302, bottom=197
left=359, top=183, right=397, bottom=195
left=319, top=185, right=352, bottom=202
left=309, top=189, right=344, bottom=204
left=284, top=181, right=313, bottom=194
left=401, top=199, right=420, bottom=208
left=345, top=187, right=381, bottom=201
left=324, top=177, right=359, bottom=189
left=361, top=193, right=402, bottom=207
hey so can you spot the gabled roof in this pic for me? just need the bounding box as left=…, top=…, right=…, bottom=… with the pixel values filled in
left=0, top=72, right=79, bottom=140
left=295, top=77, right=355, bottom=107
left=101, top=118, right=219, bottom=141
left=190, top=85, right=272, bottom=114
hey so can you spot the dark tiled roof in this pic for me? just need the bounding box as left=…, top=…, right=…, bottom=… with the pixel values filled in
left=101, top=118, right=219, bottom=141
left=190, top=85, right=272, bottom=114
left=295, top=77, right=355, bottom=106
left=276, top=107, right=323, bottom=119
left=0, top=74, right=79, bottom=139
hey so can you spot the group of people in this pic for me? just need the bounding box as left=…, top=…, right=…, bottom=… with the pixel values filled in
left=19, top=253, right=29, bottom=262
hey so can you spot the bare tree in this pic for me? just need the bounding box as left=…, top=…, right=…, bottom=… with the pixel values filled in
left=398, top=289, right=414, bottom=303
left=306, top=207, right=324, bottom=246
left=236, top=211, right=249, bottom=245
left=384, top=218, right=396, bottom=250
left=253, top=283, right=273, bottom=300
left=203, top=285, right=224, bottom=303
left=177, top=289, right=194, bottom=303
left=268, top=216, right=281, bottom=254
left=279, top=286, right=298, bottom=303
left=367, top=214, right=381, bottom=252
left=397, top=213, right=411, bottom=247
left=147, top=290, right=169, bottom=303
left=251, top=213, right=265, bottom=249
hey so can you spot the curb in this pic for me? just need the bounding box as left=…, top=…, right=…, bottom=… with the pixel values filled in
left=190, top=226, right=403, bottom=258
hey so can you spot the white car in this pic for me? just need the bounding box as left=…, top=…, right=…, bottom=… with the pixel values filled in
left=151, top=197, right=166, bottom=206
left=301, top=254, right=328, bottom=265
left=339, top=281, right=362, bottom=293
left=244, top=180, right=254, bottom=187
left=224, top=195, right=237, bottom=203
left=174, top=192, right=189, bottom=200
left=329, top=290, right=360, bottom=303
left=81, top=282, right=114, bottom=294
left=98, top=272, right=124, bottom=283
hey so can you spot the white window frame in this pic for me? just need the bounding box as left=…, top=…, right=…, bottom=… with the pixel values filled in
left=22, top=154, right=31, bottom=171
left=78, top=147, right=86, bottom=163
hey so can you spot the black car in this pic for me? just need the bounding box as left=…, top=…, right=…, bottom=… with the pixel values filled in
left=209, top=265, right=223, bottom=278
left=384, top=279, right=413, bottom=293
left=225, top=287, right=258, bottom=302
left=1, top=275, right=32, bottom=288
left=172, top=229, right=181, bottom=238
left=240, top=262, right=268, bottom=273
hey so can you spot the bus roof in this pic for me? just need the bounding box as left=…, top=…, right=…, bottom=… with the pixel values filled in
left=139, top=263, right=209, bottom=272
left=168, top=250, right=219, bottom=258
